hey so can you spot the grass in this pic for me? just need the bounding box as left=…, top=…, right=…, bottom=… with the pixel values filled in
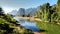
left=36, top=21, right=60, bottom=34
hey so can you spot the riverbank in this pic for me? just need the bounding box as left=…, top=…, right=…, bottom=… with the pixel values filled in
left=36, top=21, right=60, bottom=34
left=16, top=17, right=48, bottom=22
left=33, top=32, right=46, bottom=34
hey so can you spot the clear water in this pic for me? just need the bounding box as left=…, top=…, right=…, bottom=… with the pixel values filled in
left=14, top=17, right=40, bottom=32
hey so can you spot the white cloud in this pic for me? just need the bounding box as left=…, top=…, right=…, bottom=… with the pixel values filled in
left=3, top=7, right=18, bottom=14
left=3, top=8, right=13, bottom=13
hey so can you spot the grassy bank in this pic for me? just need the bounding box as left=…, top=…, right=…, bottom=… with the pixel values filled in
left=36, top=21, right=60, bottom=34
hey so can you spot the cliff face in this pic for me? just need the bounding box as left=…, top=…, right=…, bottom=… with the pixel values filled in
left=17, top=8, right=25, bottom=16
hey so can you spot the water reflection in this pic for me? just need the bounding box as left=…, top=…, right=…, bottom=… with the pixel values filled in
left=14, top=17, right=40, bottom=32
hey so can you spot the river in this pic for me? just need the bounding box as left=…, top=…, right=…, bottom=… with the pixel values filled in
left=14, top=17, right=40, bottom=32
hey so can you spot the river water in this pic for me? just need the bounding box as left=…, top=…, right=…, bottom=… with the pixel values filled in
left=14, top=17, right=40, bottom=32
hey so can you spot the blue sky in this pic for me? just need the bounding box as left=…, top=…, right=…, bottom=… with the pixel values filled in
left=0, top=0, right=57, bottom=13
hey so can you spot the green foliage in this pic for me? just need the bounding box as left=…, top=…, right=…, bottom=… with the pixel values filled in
left=57, top=0, right=60, bottom=6
left=57, top=0, right=60, bottom=21
left=35, top=3, right=50, bottom=21
left=36, top=0, right=60, bottom=34
left=34, top=3, right=58, bottom=23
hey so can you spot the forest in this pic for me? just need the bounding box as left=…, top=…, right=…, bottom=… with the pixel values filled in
left=35, top=0, right=60, bottom=34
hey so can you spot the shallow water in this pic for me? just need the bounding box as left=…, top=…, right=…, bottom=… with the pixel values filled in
left=14, top=17, right=40, bottom=32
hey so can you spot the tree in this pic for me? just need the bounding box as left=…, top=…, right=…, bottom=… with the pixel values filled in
left=0, top=7, right=4, bottom=14
left=57, top=0, right=60, bottom=21
left=35, top=3, right=50, bottom=21
left=35, top=3, right=57, bottom=22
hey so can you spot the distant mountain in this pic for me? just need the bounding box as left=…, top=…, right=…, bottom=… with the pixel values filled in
left=16, top=8, right=25, bottom=16
left=8, top=10, right=17, bottom=15
left=8, top=8, right=38, bottom=16
left=25, top=8, right=37, bottom=15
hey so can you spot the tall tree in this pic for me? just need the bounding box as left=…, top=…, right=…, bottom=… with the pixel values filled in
left=35, top=3, right=50, bottom=21
left=35, top=3, right=57, bottom=22
left=0, top=7, right=4, bottom=14
left=57, top=0, right=60, bottom=21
